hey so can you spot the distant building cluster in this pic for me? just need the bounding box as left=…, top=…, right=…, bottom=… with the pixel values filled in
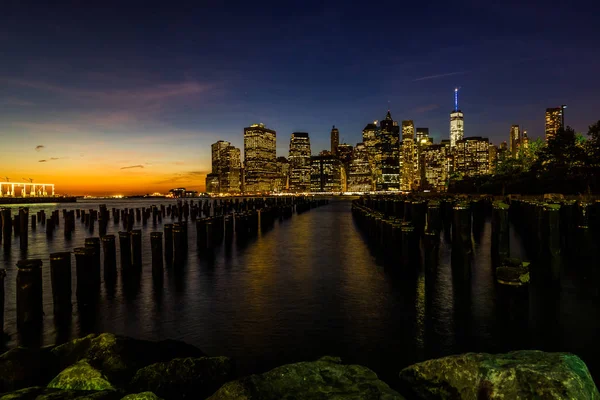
left=205, top=90, right=567, bottom=194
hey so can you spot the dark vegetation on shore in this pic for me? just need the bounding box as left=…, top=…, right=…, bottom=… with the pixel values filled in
left=449, top=121, right=600, bottom=195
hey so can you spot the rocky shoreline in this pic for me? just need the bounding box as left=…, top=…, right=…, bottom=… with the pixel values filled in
left=0, top=333, right=597, bottom=399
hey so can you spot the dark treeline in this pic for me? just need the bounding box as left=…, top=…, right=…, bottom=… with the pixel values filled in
left=449, top=121, right=600, bottom=195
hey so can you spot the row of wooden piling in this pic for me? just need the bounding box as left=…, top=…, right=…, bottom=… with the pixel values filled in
left=0, top=196, right=330, bottom=335
left=352, top=195, right=599, bottom=283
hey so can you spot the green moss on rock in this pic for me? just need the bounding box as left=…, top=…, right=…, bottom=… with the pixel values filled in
left=208, top=356, right=403, bottom=400
left=0, top=387, right=121, bottom=400
left=399, top=350, right=600, bottom=399
left=120, top=392, right=163, bottom=400
left=130, top=357, right=232, bottom=400
left=48, top=360, right=114, bottom=391
left=51, top=333, right=204, bottom=385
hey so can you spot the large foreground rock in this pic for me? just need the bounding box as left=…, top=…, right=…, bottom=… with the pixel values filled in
left=0, top=347, right=57, bottom=393
left=120, top=393, right=163, bottom=400
left=51, top=333, right=205, bottom=385
left=208, top=356, right=403, bottom=400
left=130, top=357, right=232, bottom=399
left=399, top=350, right=599, bottom=399
left=48, top=360, right=115, bottom=391
left=0, top=386, right=121, bottom=400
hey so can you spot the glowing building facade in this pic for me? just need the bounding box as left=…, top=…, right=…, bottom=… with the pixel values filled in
left=509, top=124, right=521, bottom=157
left=330, top=125, right=339, bottom=155
left=421, top=143, right=449, bottom=192
left=454, top=137, right=490, bottom=176
left=347, top=143, right=372, bottom=192
left=289, top=132, right=312, bottom=193
left=208, top=140, right=241, bottom=193
left=275, top=156, right=289, bottom=192
left=219, top=145, right=242, bottom=193
left=244, top=123, right=278, bottom=192
left=310, top=155, right=346, bottom=192
left=545, top=106, right=565, bottom=141
left=376, top=111, right=400, bottom=190
left=450, top=88, right=464, bottom=148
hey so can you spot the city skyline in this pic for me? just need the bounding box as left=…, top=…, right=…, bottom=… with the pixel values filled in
left=1, top=2, right=599, bottom=195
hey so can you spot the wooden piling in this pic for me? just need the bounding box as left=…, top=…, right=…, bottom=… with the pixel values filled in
left=16, top=259, right=43, bottom=329
left=50, top=252, right=72, bottom=316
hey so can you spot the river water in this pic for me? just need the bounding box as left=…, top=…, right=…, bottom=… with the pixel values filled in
left=0, top=197, right=598, bottom=387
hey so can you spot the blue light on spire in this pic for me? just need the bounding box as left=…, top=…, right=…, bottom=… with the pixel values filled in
left=454, top=87, right=459, bottom=112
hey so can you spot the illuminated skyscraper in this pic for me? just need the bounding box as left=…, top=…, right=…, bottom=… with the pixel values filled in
left=489, top=144, right=498, bottom=173
left=416, top=127, right=430, bottom=145
left=244, top=123, right=277, bottom=192
left=455, top=137, right=490, bottom=176
left=347, top=143, right=372, bottom=192
left=310, top=155, right=346, bottom=192
left=330, top=125, right=339, bottom=155
left=402, top=120, right=415, bottom=140
left=545, top=106, right=566, bottom=141
left=289, top=132, right=312, bottom=192
left=209, top=140, right=241, bottom=193
left=509, top=125, right=521, bottom=157
left=376, top=111, right=400, bottom=190
left=400, top=137, right=415, bottom=191
left=336, top=143, right=353, bottom=165
left=205, top=173, right=220, bottom=194
left=422, top=143, right=449, bottom=192
left=219, top=145, right=242, bottom=193
left=362, top=121, right=379, bottom=186
left=275, top=156, right=290, bottom=192
left=414, top=128, right=431, bottom=189
left=522, top=130, right=530, bottom=151
left=450, top=88, right=464, bottom=147
left=211, top=140, right=230, bottom=174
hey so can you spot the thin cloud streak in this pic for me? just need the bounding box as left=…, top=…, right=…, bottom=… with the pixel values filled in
left=154, top=170, right=207, bottom=185
left=35, top=145, right=45, bottom=151
left=120, top=165, right=144, bottom=170
left=2, top=78, right=214, bottom=105
left=1, top=98, right=35, bottom=107
left=413, top=104, right=440, bottom=113
left=413, top=71, right=469, bottom=82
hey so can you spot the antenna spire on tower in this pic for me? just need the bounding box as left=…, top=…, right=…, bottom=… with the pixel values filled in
left=454, top=87, right=459, bottom=112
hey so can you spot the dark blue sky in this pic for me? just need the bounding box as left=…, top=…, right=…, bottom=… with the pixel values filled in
left=1, top=0, right=599, bottom=193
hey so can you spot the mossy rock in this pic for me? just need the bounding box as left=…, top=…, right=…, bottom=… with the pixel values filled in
left=51, top=333, right=204, bottom=385
left=0, top=347, right=58, bottom=393
left=0, top=386, right=121, bottom=400
left=48, top=360, right=115, bottom=391
left=208, top=356, right=403, bottom=400
left=130, top=357, right=232, bottom=400
left=399, top=350, right=600, bottom=399
left=120, top=392, right=163, bottom=400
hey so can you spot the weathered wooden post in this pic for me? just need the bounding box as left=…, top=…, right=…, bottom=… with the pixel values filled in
left=84, top=237, right=101, bottom=287
left=491, top=201, right=510, bottom=263
left=16, top=259, right=43, bottom=329
left=151, top=232, right=163, bottom=274
left=50, top=252, right=72, bottom=316
left=19, top=207, right=28, bottom=250
left=74, top=247, right=97, bottom=306
left=164, top=224, right=173, bottom=265
left=119, top=231, right=132, bottom=269
left=545, top=204, right=561, bottom=282
left=0, top=269, right=5, bottom=334
left=131, top=229, right=142, bottom=268
left=451, top=203, right=472, bottom=280
left=173, top=224, right=184, bottom=264
left=101, top=234, right=117, bottom=279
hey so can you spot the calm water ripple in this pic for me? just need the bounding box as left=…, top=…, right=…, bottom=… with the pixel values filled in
left=0, top=197, right=599, bottom=386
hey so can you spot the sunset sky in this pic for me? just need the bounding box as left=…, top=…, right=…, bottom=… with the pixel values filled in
left=1, top=1, right=599, bottom=195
